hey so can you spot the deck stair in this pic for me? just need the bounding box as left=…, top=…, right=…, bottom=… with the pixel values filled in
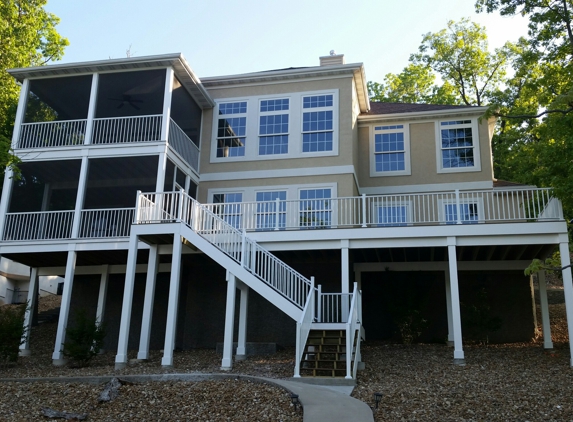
left=300, top=329, right=357, bottom=377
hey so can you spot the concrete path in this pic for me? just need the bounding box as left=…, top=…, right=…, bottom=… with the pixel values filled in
left=0, top=373, right=374, bottom=422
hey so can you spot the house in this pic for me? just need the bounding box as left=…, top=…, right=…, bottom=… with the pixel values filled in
left=1, top=52, right=572, bottom=378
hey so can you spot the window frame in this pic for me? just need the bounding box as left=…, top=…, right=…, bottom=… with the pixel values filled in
left=369, top=124, right=411, bottom=177
left=435, top=118, right=481, bottom=173
left=215, top=101, right=248, bottom=158
left=372, top=201, right=412, bottom=227
left=301, top=94, right=335, bottom=154
left=439, top=198, right=484, bottom=225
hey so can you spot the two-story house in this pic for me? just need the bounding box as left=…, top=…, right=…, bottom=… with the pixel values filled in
left=2, top=52, right=572, bottom=379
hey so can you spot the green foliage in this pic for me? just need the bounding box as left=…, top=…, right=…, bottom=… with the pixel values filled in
left=525, top=251, right=564, bottom=276
left=0, top=0, right=68, bottom=175
left=461, top=288, right=502, bottom=344
left=63, top=309, right=106, bottom=367
left=0, top=303, right=27, bottom=363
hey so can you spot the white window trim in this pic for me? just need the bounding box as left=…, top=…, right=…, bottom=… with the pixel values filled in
left=435, top=118, right=481, bottom=173
left=438, top=198, right=485, bottom=224
left=369, top=124, right=411, bottom=177
left=372, top=200, right=413, bottom=226
left=210, top=90, right=339, bottom=163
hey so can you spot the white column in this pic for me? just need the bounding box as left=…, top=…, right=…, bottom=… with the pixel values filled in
left=138, top=245, right=159, bottom=360
left=161, top=233, right=183, bottom=367
left=538, top=270, right=553, bottom=349
left=19, top=267, right=39, bottom=356
left=236, top=282, right=249, bottom=360
left=444, top=270, right=454, bottom=345
left=115, top=233, right=139, bottom=369
left=70, top=156, right=90, bottom=239
left=96, top=265, right=109, bottom=325
left=447, top=237, right=464, bottom=363
left=161, top=67, right=174, bottom=141
left=52, top=251, right=77, bottom=365
left=558, top=239, right=573, bottom=366
left=341, top=240, right=350, bottom=320
left=84, top=73, right=99, bottom=145
left=221, top=272, right=237, bottom=370
left=155, top=152, right=167, bottom=193
left=11, top=78, right=29, bottom=148
left=0, top=169, right=14, bottom=241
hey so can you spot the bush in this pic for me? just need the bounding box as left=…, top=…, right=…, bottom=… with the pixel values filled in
left=63, top=309, right=106, bottom=367
left=0, top=304, right=27, bottom=363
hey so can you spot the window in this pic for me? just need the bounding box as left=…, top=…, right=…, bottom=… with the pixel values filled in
left=256, top=191, right=286, bottom=230
left=376, top=205, right=408, bottom=227
left=439, top=120, right=476, bottom=169
left=213, top=192, right=243, bottom=228
left=302, top=94, right=334, bottom=152
left=217, top=102, right=247, bottom=157
left=371, top=125, right=410, bottom=176
left=259, top=99, right=289, bottom=155
left=299, top=188, right=331, bottom=228
left=444, top=203, right=479, bottom=224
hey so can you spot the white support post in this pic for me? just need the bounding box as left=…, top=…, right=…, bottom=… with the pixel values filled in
left=341, top=240, right=350, bottom=320
left=84, top=73, right=99, bottom=145
left=155, top=152, right=167, bottom=194
left=236, top=282, right=249, bottom=361
left=11, top=78, right=29, bottom=148
left=19, top=267, right=39, bottom=356
left=138, top=245, right=159, bottom=360
left=161, top=233, right=183, bottom=367
left=240, top=229, right=247, bottom=267
left=161, top=67, right=174, bottom=142
left=455, top=189, right=462, bottom=224
left=447, top=238, right=465, bottom=363
left=361, top=194, right=367, bottom=227
left=538, top=270, right=553, bottom=350
left=71, top=156, right=90, bottom=239
left=221, top=272, right=237, bottom=370
left=444, top=270, right=454, bottom=345
left=96, top=265, right=109, bottom=325
left=558, top=240, right=573, bottom=366
left=52, top=251, right=77, bottom=365
left=115, top=234, right=139, bottom=369
left=274, top=197, right=280, bottom=231
left=317, top=284, right=322, bottom=323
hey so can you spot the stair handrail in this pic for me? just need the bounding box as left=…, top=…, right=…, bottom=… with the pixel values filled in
left=345, top=282, right=361, bottom=379
left=294, top=278, right=315, bottom=378
left=136, top=191, right=313, bottom=309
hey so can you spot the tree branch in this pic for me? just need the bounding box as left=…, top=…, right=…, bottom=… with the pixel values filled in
left=495, top=106, right=573, bottom=119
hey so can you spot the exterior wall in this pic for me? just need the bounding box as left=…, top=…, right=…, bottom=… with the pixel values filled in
left=199, top=77, right=357, bottom=176
left=357, top=116, right=495, bottom=191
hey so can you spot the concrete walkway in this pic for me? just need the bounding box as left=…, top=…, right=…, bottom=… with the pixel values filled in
left=0, top=373, right=374, bottom=422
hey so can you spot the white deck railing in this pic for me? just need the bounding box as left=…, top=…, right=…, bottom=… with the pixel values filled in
left=294, top=280, right=315, bottom=378
left=346, top=282, right=362, bottom=379
left=18, top=119, right=87, bottom=148
left=317, top=289, right=352, bottom=323
left=136, top=191, right=313, bottom=308
left=91, top=115, right=162, bottom=144
left=169, top=119, right=200, bottom=172
left=78, top=208, right=135, bottom=238
left=3, top=210, right=74, bottom=240
left=203, top=188, right=561, bottom=231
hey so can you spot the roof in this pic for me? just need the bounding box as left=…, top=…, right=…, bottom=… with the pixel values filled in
left=7, top=53, right=215, bottom=110
left=364, top=102, right=477, bottom=115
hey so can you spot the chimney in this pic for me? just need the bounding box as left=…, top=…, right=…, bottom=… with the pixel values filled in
left=320, top=50, right=345, bottom=66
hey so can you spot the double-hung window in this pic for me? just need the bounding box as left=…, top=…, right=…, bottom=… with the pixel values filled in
left=255, top=191, right=287, bottom=230
left=299, top=188, right=332, bottom=228
left=376, top=204, right=409, bottom=227
left=302, top=95, right=334, bottom=152
left=444, top=202, right=479, bottom=224
left=213, top=192, right=243, bottom=228
left=372, top=125, right=410, bottom=176
left=439, top=120, right=479, bottom=170
left=217, top=102, right=247, bottom=158
left=259, top=99, right=289, bottom=155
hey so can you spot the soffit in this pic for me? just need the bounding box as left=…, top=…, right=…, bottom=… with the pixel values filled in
left=7, top=53, right=215, bottom=110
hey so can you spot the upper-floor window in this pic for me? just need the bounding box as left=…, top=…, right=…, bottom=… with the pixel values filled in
left=437, top=119, right=480, bottom=172
left=371, top=124, right=410, bottom=177
left=259, top=99, right=289, bottom=155
left=444, top=202, right=480, bottom=224
left=213, top=192, right=243, bottom=228
left=217, top=102, right=247, bottom=158
left=302, top=95, right=334, bottom=153
left=211, top=90, right=338, bottom=162
left=299, top=188, right=332, bottom=228
left=256, top=190, right=287, bottom=230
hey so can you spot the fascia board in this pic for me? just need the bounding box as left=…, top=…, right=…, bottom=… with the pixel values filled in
left=358, top=106, right=490, bottom=123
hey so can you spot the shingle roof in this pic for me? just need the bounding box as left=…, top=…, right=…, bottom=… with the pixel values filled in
left=364, top=102, right=477, bottom=115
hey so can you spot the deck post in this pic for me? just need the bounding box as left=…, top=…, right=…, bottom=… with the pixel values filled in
left=538, top=270, right=553, bottom=350
left=95, top=264, right=109, bottom=331
left=161, top=232, right=183, bottom=367
left=19, top=267, right=39, bottom=356
left=71, top=156, right=90, bottom=239
left=558, top=239, right=573, bottom=366
left=447, top=237, right=465, bottom=363
left=341, top=239, right=350, bottom=320
left=221, top=272, right=237, bottom=370
left=52, top=250, right=77, bottom=365
left=236, top=281, right=249, bottom=360
left=444, top=270, right=454, bottom=345
left=84, top=73, right=99, bottom=145
left=138, top=246, right=159, bottom=360
left=115, top=233, right=139, bottom=369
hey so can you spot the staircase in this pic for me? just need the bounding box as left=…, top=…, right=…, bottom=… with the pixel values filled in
left=301, top=329, right=349, bottom=377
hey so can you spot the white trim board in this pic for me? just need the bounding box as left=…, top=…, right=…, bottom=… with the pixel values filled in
left=200, top=165, right=355, bottom=182
left=359, top=180, right=493, bottom=195
left=354, top=260, right=534, bottom=272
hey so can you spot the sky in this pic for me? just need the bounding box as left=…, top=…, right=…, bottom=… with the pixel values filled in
left=44, top=0, right=530, bottom=83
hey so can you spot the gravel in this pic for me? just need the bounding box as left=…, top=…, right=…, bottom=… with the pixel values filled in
left=2, top=290, right=573, bottom=421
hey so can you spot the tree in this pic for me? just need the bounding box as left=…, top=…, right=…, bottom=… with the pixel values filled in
left=0, top=0, right=68, bottom=175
